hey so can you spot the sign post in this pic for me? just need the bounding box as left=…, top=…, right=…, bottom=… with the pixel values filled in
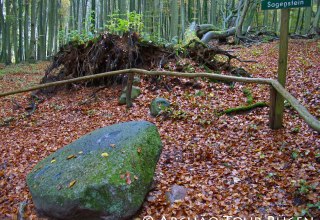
left=261, top=0, right=312, bottom=129
left=261, top=0, right=312, bottom=10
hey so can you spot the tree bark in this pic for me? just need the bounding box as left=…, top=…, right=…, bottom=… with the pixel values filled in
left=6, top=0, right=12, bottom=64
left=198, top=0, right=250, bottom=44
left=28, top=0, right=37, bottom=62
left=38, top=0, right=47, bottom=60
left=170, top=0, right=179, bottom=39
left=210, top=0, right=217, bottom=25
left=0, top=0, right=6, bottom=62
left=302, top=7, right=312, bottom=34
left=47, top=0, right=55, bottom=57
left=12, top=0, right=19, bottom=63
left=236, top=0, right=250, bottom=38
left=24, top=0, right=30, bottom=61
left=201, top=27, right=236, bottom=43
left=91, top=0, right=96, bottom=32
left=18, top=0, right=23, bottom=61
left=312, top=6, right=320, bottom=34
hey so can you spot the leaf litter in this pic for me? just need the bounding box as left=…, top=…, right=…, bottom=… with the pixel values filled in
left=0, top=40, right=319, bottom=219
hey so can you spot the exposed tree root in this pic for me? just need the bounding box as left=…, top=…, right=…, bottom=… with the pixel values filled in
left=42, top=32, right=247, bottom=92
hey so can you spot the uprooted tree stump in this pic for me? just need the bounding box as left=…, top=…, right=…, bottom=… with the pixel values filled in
left=42, top=32, right=248, bottom=90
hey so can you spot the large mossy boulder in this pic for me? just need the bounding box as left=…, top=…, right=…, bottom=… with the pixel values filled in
left=27, top=121, right=162, bottom=220
left=150, top=98, right=171, bottom=117
left=118, top=86, right=141, bottom=105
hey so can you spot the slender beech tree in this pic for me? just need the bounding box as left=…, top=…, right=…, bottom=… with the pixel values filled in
left=181, top=0, right=186, bottom=38
left=313, top=6, right=320, bottom=33
left=24, top=0, right=29, bottom=61
left=18, top=0, right=23, bottom=61
left=303, top=7, right=312, bottom=34
left=203, top=0, right=208, bottom=24
left=39, top=0, right=47, bottom=60
left=0, top=0, right=6, bottom=62
left=91, top=0, right=96, bottom=32
left=12, top=0, right=19, bottom=62
left=6, top=0, right=12, bottom=64
left=47, top=0, right=55, bottom=57
left=170, top=0, right=179, bottom=39
left=211, top=0, right=217, bottom=25
left=28, top=0, right=36, bottom=62
left=188, top=0, right=195, bottom=22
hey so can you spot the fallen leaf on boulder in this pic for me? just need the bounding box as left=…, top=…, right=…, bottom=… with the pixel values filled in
left=69, top=180, right=76, bottom=188
left=67, top=155, right=76, bottom=160
left=101, top=152, right=109, bottom=158
left=126, top=171, right=132, bottom=185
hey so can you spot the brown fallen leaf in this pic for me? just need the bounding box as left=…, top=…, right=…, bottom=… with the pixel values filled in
left=110, top=144, right=116, bottom=148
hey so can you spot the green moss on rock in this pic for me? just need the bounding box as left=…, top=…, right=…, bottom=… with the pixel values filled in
left=150, top=97, right=171, bottom=117
left=27, top=121, right=162, bottom=220
left=118, top=86, right=141, bottom=105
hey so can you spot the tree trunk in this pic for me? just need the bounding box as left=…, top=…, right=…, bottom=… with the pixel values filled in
left=198, top=0, right=249, bottom=44
left=236, top=0, right=250, bottom=38
left=243, top=0, right=257, bottom=33
left=312, top=6, right=320, bottom=34
left=118, top=0, right=127, bottom=19
left=201, top=27, right=236, bottom=43
left=272, top=10, right=278, bottom=33
left=297, top=9, right=304, bottom=34
left=170, top=0, right=178, bottom=39
left=28, top=0, right=37, bottom=62
left=263, top=10, right=268, bottom=27
left=24, top=0, right=30, bottom=61
left=6, top=0, right=12, bottom=64
left=47, top=0, right=55, bottom=57
left=203, top=0, right=208, bottom=24
left=302, top=7, right=312, bottom=34
left=53, top=0, right=59, bottom=53
left=77, top=0, right=82, bottom=32
left=82, top=0, right=88, bottom=33
left=188, top=0, right=195, bottom=22
left=38, top=0, right=47, bottom=60
left=0, top=1, right=4, bottom=62
left=18, top=0, right=23, bottom=61
left=12, top=0, right=19, bottom=63
left=181, top=0, right=186, bottom=38
left=99, top=0, right=104, bottom=30
left=91, top=0, right=96, bottom=32
left=210, top=0, right=217, bottom=25
left=197, top=0, right=201, bottom=23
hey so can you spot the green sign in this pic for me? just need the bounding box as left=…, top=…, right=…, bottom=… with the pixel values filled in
left=261, top=0, right=312, bottom=10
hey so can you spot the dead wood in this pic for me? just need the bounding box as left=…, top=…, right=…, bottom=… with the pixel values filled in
left=42, top=32, right=245, bottom=94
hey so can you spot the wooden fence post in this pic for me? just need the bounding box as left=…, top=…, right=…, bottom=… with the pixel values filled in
left=270, top=9, right=290, bottom=129
left=126, top=73, right=134, bottom=108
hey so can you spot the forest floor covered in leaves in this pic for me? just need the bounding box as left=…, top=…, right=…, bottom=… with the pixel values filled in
left=0, top=39, right=319, bottom=219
